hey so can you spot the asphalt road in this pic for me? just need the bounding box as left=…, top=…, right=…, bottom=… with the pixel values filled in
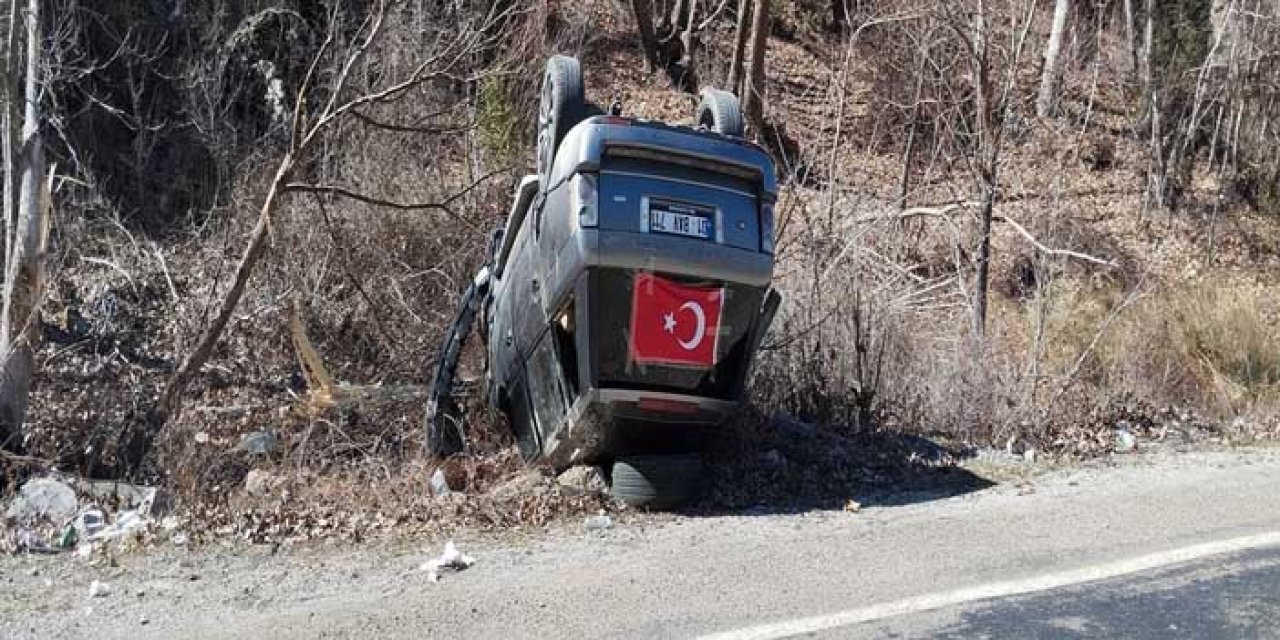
left=4, top=447, right=1280, bottom=639
left=846, top=547, right=1280, bottom=639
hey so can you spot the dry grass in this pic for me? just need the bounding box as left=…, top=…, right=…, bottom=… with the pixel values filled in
left=10, top=0, right=1280, bottom=539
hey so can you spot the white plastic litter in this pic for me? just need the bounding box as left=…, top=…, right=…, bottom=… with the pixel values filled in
left=420, top=541, right=475, bottom=583
left=88, top=509, right=149, bottom=542
left=89, top=580, right=111, bottom=598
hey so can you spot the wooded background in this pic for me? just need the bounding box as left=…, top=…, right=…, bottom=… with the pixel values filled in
left=1, top=0, right=1277, bottom=495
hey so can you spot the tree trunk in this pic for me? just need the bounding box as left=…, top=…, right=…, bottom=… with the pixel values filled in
left=1138, top=0, right=1154, bottom=126
left=970, top=0, right=997, bottom=338
left=678, top=0, right=699, bottom=67
left=630, top=0, right=660, bottom=73
left=155, top=155, right=294, bottom=425
left=833, top=0, right=848, bottom=31
left=2, top=0, right=19, bottom=278
left=727, top=0, right=751, bottom=95
left=1123, top=0, right=1138, bottom=79
left=972, top=183, right=995, bottom=338
left=898, top=52, right=927, bottom=208
left=0, top=0, right=45, bottom=451
left=742, top=0, right=770, bottom=137
left=1036, top=0, right=1071, bottom=118
left=668, top=0, right=690, bottom=31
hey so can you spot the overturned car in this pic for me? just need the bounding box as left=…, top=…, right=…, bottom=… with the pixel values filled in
left=428, top=55, right=780, bottom=507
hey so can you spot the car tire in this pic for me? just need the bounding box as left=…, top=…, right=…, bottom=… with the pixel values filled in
left=536, top=55, right=585, bottom=186
left=610, top=454, right=705, bottom=510
left=695, top=88, right=744, bottom=137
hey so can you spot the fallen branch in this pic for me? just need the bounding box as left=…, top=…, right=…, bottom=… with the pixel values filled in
left=995, top=213, right=1117, bottom=267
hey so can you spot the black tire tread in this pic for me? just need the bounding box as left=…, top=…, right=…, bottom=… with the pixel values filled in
left=695, top=88, right=744, bottom=138
left=537, top=55, right=586, bottom=182
left=611, top=454, right=704, bottom=510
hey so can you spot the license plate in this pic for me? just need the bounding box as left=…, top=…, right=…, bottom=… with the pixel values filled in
left=647, top=199, right=715, bottom=240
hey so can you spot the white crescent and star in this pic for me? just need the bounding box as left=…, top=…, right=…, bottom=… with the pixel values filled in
left=663, top=302, right=707, bottom=351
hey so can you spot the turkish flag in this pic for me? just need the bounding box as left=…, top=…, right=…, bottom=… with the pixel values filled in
left=629, top=272, right=723, bottom=369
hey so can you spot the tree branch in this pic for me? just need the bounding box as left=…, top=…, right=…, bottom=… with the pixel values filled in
left=350, top=108, right=471, bottom=134
left=995, top=213, right=1117, bottom=267
left=283, top=166, right=513, bottom=227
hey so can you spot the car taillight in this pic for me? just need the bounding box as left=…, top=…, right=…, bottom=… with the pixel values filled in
left=636, top=397, right=699, bottom=414
left=760, top=202, right=775, bottom=254
left=572, top=173, right=598, bottom=227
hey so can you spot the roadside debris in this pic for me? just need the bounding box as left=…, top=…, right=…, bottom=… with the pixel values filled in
left=88, top=509, right=149, bottom=542
left=1115, top=428, right=1137, bottom=453
left=238, top=430, right=279, bottom=456
left=583, top=514, right=613, bottom=531
left=430, top=468, right=453, bottom=497
left=556, top=465, right=607, bottom=495
left=5, top=477, right=78, bottom=525
left=89, top=580, right=111, bottom=598
left=420, top=541, right=475, bottom=582
left=244, top=469, right=284, bottom=497
left=488, top=469, right=549, bottom=500
left=843, top=500, right=861, bottom=513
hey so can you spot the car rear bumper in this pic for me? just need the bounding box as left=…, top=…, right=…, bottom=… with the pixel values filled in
left=542, top=388, right=738, bottom=467
left=583, top=228, right=774, bottom=288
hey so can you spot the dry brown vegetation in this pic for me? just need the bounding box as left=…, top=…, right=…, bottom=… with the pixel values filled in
left=2, top=0, right=1279, bottom=539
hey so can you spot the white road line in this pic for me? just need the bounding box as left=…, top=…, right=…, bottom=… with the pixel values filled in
left=698, top=530, right=1280, bottom=640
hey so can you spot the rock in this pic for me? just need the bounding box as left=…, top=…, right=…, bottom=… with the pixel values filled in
left=5, top=478, right=78, bottom=526
left=1114, top=429, right=1137, bottom=453
left=429, top=468, right=453, bottom=497
left=244, top=470, right=282, bottom=497
left=583, top=514, right=613, bottom=531
left=489, top=470, right=550, bottom=500
left=239, top=430, right=279, bottom=455
left=556, top=466, right=606, bottom=495
left=89, top=580, right=110, bottom=598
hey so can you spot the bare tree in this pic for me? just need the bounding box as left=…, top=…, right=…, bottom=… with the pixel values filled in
left=833, top=0, right=849, bottom=31
left=728, top=0, right=751, bottom=95
left=679, top=0, right=700, bottom=68
left=152, top=3, right=507, bottom=432
left=1036, top=0, right=1071, bottom=118
left=1123, top=0, right=1139, bottom=78
left=0, top=0, right=49, bottom=451
left=935, top=0, right=1038, bottom=336
left=630, top=0, right=661, bottom=73
left=742, top=0, right=771, bottom=136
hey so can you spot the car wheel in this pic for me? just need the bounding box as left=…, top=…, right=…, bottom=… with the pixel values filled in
left=610, top=454, right=705, bottom=510
left=536, top=55, right=585, bottom=187
left=695, top=88, right=744, bottom=138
